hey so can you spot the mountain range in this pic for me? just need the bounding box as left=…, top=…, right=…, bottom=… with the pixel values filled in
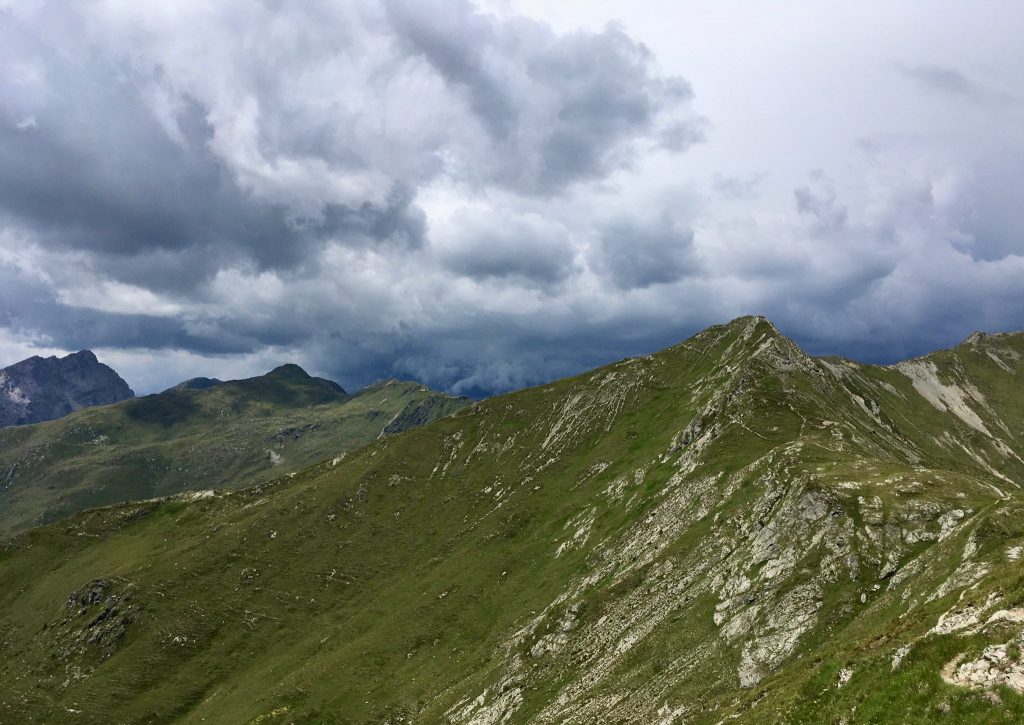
left=1, top=316, right=1023, bottom=723
left=0, top=363, right=468, bottom=537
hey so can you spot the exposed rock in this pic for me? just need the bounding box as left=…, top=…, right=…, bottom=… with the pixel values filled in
left=53, top=578, right=139, bottom=661
left=891, top=644, right=912, bottom=670
left=449, top=670, right=524, bottom=725
left=271, top=422, right=321, bottom=442
left=837, top=667, right=854, bottom=687
left=930, top=592, right=1002, bottom=636
left=986, top=608, right=1024, bottom=625
left=383, top=394, right=470, bottom=435
left=931, top=606, right=983, bottom=635
left=736, top=582, right=821, bottom=687
left=895, top=359, right=991, bottom=436
left=0, top=350, right=134, bottom=427
left=943, top=638, right=1024, bottom=692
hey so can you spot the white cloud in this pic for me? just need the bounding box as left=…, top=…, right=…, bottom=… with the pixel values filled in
left=56, top=281, right=185, bottom=317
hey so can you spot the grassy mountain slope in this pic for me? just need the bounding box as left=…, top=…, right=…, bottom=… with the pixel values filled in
left=0, top=366, right=468, bottom=537
left=1, top=317, right=1023, bottom=723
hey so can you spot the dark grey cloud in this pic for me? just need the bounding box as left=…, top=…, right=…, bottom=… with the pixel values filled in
left=594, top=212, right=697, bottom=290
left=0, top=0, right=694, bottom=295
left=938, top=158, right=1024, bottom=262
left=436, top=208, right=575, bottom=286
left=0, top=265, right=52, bottom=330
left=384, top=0, right=518, bottom=140
left=296, top=302, right=725, bottom=399
left=0, top=263, right=295, bottom=356
left=385, top=0, right=698, bottom=194
left=0, top=33, right=426, bottom=295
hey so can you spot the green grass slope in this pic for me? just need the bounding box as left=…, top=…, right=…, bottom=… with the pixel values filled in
left=0, top=366, right=468, bottom=537
left=1, top=317, right=1022, bottom=724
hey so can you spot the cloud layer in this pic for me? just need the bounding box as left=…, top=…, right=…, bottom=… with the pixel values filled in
left=1, top=0, right=1022, bottom=395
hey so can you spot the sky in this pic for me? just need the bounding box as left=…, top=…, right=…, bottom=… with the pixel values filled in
left=1, top=0, right=1022, bottom=396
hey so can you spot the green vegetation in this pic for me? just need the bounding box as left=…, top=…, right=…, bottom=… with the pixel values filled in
left=0, top=366, right=468, bottom=536
left=1, top=317, right=1022, bottom=723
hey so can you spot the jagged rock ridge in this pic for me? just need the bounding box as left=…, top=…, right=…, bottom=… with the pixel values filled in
left=0, top=350, right=134, bottom=428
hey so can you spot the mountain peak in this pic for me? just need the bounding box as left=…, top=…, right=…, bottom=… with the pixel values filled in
left=727, top=313, right=772, bottom=326
left=724, top=314, right=785, bottom=338
left=267, top=363, right=311, bottom=378
left=163, top=377, right=223, bottom=394
left=958, top=329, right=1024, bottom=348
left=226, top=364, right=348, bottom=403
left=0, top=350, right=134, bottom=427
left=689, top=314, right=815, bottom=380
left=679, top=315, right=802, bottom=368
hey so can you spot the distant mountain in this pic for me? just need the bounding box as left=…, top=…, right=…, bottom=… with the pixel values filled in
left=0, top=364, right=468, bottom=536
left=163, top=377, right=222, bottom=393
left=0, top=350, right=134, bottom=428
left=2, top=317, right=1022, bottom=723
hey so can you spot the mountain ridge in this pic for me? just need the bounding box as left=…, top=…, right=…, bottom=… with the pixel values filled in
left=1, top=316, right=1023, bottom=723
left=0, top=364, right=468, bottom=536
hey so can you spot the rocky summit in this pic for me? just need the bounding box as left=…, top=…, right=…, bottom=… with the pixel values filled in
left=2, top=317, right=1024, bottom=723
left=0, top=350, right=134, bottom=428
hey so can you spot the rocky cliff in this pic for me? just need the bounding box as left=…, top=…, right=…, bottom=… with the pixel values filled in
left=0, top=350, right=134, bottom=428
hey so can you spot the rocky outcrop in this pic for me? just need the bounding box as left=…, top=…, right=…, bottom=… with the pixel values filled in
left=382, top=392, right=471, bottom=435
left=53, top=579, right=139, bottom=661
left=0, top=350, right=134, bottom=428
left=944, top=644, right=1024, bottom=692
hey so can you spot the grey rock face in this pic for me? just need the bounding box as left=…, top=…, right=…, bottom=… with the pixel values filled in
left=382, top=394, right=471, bottom=435
left=0, top=350, right=135, bottom=427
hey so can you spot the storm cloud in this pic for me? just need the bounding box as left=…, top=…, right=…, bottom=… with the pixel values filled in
left=1, top=0, right=1023, bottom=396
left=595, top=212, right=697, bottom=290
left=436, top=208, right=576, bottom=286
